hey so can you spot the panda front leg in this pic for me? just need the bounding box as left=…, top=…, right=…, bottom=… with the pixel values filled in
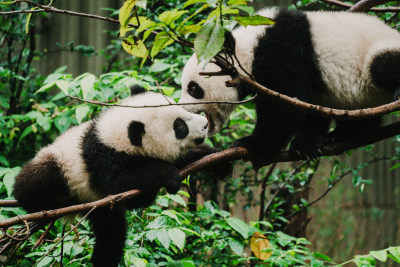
left=89, top=204, right=127, bottom=267
left=231, top=100, right=305, bottom=156
left=290, top=115, right=331, bottom=160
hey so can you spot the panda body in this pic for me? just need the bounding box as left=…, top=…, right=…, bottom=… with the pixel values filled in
left=13, top=87, right=208, bottom=266
left=180, top=8, right=400, bottom=157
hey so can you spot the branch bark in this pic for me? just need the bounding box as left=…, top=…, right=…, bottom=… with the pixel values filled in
left=320, top=0, right=400, bottom=12
left=348, top=0, right=396, bottom=12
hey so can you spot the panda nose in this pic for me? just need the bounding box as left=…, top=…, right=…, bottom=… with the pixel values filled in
left=194, top=137, right=205, bottom=145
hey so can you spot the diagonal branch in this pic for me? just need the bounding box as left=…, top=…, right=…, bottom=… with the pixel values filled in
left=320, top=0, right=400, bottom=12
left=2, top=120, right=398, bottom=228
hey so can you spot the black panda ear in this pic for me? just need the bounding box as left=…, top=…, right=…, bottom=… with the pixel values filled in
left=224, top=31, right=236, bottom=53
left=128, top=121, right=145, bottom=146
left=130, top=85, right=147, bottom=96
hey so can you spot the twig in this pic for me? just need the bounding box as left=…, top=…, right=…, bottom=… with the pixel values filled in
left=33, top=220, right=55, bottom=249
left=66, top=94, right=258, bottom=108
left=258, top=164, right=277, bottom=221
left=319, top=0, right=400, bottom=12
left=32, top=207, right=95, bottom=267
left=348, top=0, right=397, bottom=12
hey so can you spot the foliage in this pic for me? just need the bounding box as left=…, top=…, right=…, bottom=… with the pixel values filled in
left=1, top=0, right=400, bottom=266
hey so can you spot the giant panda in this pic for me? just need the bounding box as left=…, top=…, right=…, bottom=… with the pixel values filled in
left=179, top=8, right=400, bottom=159
left=13, top=85, right=209, bottom=267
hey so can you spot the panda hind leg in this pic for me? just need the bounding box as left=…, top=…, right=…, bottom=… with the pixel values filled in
left=290, top=115, right=331, bottom=160
left=90, top=205, right=127, bottom=267
left=328, top=117, right=382, bottom=143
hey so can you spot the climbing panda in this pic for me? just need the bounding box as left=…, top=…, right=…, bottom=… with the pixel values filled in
left=179, top=8, right=400, bottom=158
left=13, top=85, right=209, bottom=266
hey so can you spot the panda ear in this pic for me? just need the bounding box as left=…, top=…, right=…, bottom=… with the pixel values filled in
left=128, top=121, right=145, bottom=146
left=224, top=31, right=236, bottom=53
left=130, top=85, right=147, bottom=96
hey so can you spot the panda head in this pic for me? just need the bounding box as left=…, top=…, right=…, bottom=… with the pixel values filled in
left=179, top=54, right=240, bottom=134
left=96, top=87, right=208, bottom=162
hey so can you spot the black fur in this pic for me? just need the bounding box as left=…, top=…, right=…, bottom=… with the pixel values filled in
left=370, top=50, right=400, bottom=96
left=81, top=123, right=182, bottom=266
left=232, top=9, right=330, bottom=158
left=130, top=84, right=147, bottom=95
left=13, top=154, right=74, bottom=213
left=174, top=118, right=189, bottom=139
left=128, top=121, right=145, bottom=146
left=187, top=81, right=205, bottom=99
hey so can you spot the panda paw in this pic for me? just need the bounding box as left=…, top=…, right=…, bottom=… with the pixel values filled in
left=289, top=139, right=323, bottom=160
left=164, top=177, right=182, bottom=195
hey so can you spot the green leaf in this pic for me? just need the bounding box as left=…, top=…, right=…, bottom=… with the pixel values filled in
left=119, top=0, right=137, bottom=28
left=235, top=15, right=275, bottom=27
left=149, top=62, right=171, bottom=73
left=3, top=167, right=21, bottom=197
left=136, top=17, right=156, bottom=34
left=370, top=250, right=387, bottom=262
left=183, top=0, right=206, bottom=8
left=80, top=74, right=96, bottom=100
left=159, top=10, right=187, bottom=25
left=75, top=105, right=90, bottom=124
left=146, top=230, right=158, bottom=242
left=389, top=247, right=400, bottom=262
left=55, top=80, right=70, bottom=95
left=168, top=228, right=185, bottom=250
left=19, top=125, right=33, bottom=141
left=151, top=33, right=174, bottom=58
left=227, top=217, right=253, bottom=239
left=168, top=194, right=186, bottom=207
left=122, top=36, right=147, bottom=58
left=313, top=252, right=332, bottom=261
left=194, top=18, right=225, bottom=62
left=25, top=12, right=33, bottom=33
left=54, top=116, right=72, bottom=133
left=162, top=210, right=181, bottom=224
left=157, top=229, right=171, bottom=249
left=228, top=238, right=244, bottom=255
left=167, top=262, right=184, bottom=267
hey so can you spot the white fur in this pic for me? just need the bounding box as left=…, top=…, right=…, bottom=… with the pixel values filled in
left=32, top=92, right=208, bottom=202
left=180, top=8, right=400, bottom=131
left=96, top=92, right=208, bottom=162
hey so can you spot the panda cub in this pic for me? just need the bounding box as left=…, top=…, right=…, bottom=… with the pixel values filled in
left=179, top=8, right=400, bottom=158
left=13, top=85, right=208, bottom=267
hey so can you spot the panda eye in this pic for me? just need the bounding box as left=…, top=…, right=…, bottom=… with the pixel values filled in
left=174, top=118, right=189, bottom=139
left=187, top=81, right=204, bottom=99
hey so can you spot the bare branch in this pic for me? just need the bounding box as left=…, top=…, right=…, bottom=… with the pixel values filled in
left=232, top=75, right=400, bottom=121
left=66, top=94, right=258, bottom=108
left=320, top=0, right=400, bottom=12
left=348, top=0, right=397, bottom=12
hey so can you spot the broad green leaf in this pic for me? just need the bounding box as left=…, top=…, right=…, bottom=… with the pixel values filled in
left=43, top=73, right=63, bottom=84
left=136, top=17, right=156, bottom=34
left=3, top=167, right=21, bottom=197
left=183, top=0, right=206, bottom=8
left=80, top=74, right=96, bottom=100
left=235, top=15, right=275, bottom=27
left=157, top=229, right=171, bottom=249
left=35, top=81, right=56, bottom=94
left=389, top=247, right=400, bottom=262
left=119, top=0, right=137, bottom=27
left=162, top=210, right=181, bottom=224
left=159, top=10, right=187, bottom=25
left=146, top=230, right=158, bottom=241
left=228, top=0, right=248, bottom=5
left=179, top=25, right=202, bottom=35
left=168, top=228, right=185, bottom=250
left=75, top=105, right=90, bottom=124
left=147, top=216, right=168, bottom=229
left=36, top=116, right=51, bottom=132
left=54, top=116, right=72, bottom=133
left=228, top=238, right=244, bottom=255
left=194, top=18, right=225, bottom=62
left=149, top=62, right=171, bottom=73
left=19, top=125, right=33, bottom=141
left=122, top=36, right=147, bottom=58
left=166, top=262, right=184, bottom=267
left=313, top=252, right=332, bottom=261
left=233, top=5, right=255, bottom=16
left=168, top=194, right=186, bottom=207
left=227, top=217, right=253, bottom=239
left=370, top=250, right=387, bottom=262
left=55, top=80, right=70, bottom=95
left=151, top=33, right=174, bottom=58
left=37, top=257, right=53, bottom=267
left=178, top=258, right=196, bottom=267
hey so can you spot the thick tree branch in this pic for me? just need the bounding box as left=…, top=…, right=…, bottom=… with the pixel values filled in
left=1, top=120, right=399, bottom=228
left=320, top=0, right=400, bottom=12
left=229, top=75, right=400, bottom=121
left=348, top=0, right=397, bottom=12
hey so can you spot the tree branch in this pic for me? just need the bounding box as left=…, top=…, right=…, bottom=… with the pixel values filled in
left=1, top=120, right=399, bottom=228
left=230, top=75, right=400, bottom=121
left=348, top=0, right=397, bottom=12
left=320, top=0, right=400, bottom=12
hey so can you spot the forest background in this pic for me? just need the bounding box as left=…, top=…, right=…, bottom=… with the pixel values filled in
left=1, top=0, right=400, bottom=266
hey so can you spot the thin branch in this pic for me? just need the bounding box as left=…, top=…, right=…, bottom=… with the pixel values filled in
left=66, top=94, right=258, bottom=108
left=319, top=0, right=400, bottom=12
left=0, top=0, right=133, bottom=27
left=232, top=75, right=400, bottom=121
left=259, top=163, right=277, bottom=221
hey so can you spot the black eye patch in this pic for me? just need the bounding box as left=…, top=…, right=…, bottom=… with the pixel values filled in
left=187, top=81, right=204, bottom=99
left=174, top=118, right=189, bottom=139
